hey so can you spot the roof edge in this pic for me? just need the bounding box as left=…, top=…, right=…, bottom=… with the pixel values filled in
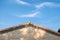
left=0, top=22, right=60, bottom=36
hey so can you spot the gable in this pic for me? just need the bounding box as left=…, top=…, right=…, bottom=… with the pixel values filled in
left=0, top=22, right=60, bottom=36
left=0, top=26, right=60, bottom=40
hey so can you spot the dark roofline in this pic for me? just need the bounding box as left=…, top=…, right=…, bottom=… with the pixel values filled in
left=0, top=22, right=60, bottom=36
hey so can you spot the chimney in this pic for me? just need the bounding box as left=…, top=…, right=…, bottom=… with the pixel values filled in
left=58, top=29, right=60, bottom=33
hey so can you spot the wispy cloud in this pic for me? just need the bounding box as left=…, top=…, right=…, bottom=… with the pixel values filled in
left=35, top=2, right=60, bottom=9
left=16, top=11, right=40, bottom=18
left=16, top=0, right=30, bottom=5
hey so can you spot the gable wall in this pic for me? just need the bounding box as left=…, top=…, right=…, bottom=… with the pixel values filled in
left=0, top=26, right=60, bottom=40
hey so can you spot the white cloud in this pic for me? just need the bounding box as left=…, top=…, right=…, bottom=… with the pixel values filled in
left=35, top=2, right=60, bottom=9
left=16, top=0, right=30, bottom=5
left=16, top=11, right=40, bottom=18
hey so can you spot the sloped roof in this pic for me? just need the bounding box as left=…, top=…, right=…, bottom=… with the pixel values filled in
left=0, top=22, right=60, bottom=36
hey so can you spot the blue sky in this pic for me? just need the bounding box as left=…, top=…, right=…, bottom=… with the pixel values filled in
left=0, top=0, right=60, bottom=32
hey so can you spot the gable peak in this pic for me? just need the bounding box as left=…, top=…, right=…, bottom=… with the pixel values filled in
left=26, top=22, right=32, bottom=25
